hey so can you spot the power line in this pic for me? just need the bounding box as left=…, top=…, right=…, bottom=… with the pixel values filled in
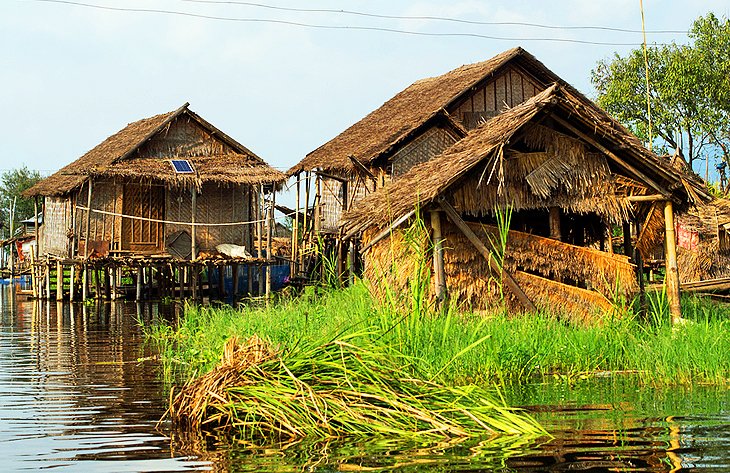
left=180, top=0, right=687, bottom=35
left=31, top=0, right=663, bottom=46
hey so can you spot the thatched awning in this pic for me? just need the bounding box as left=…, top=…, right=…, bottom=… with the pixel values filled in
left=25, top=103, right=285, bottom=197
left=342, top=84, right=710, bottom=236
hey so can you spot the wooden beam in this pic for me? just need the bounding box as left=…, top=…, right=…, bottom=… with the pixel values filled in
left=348, top=155, right=377, bottom=181
left=83, top=180, right=93, bottom=260
left=664, top=200, right=682, bottom=323
left=549, top=207, right=561, bottom=240
left=191, top=188, right=197, bottom=261
left=439, top=200, right=537, bottom=312
left=627, top=194, right=665, bottom=202
left=551, top=115, right=671, bottom=197
left=317, top=171, right=349, bottom=183
left=430, top=210, right=447, bottom=305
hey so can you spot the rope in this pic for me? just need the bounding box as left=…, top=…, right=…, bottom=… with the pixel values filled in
left=76, top=205, right=296, bottom=227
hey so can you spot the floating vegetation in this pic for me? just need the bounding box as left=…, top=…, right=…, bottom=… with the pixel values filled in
left=166, top=333, right=547, bottom=441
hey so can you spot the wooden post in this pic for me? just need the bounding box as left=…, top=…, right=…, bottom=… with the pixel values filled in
left=103, top=266, right=111, bottom=300
left=664, top=200, right=682, bottom=324
left=623, top=222, right=633, bottom=257
left=84, top=181, right=93, bottom=259
left=136, top=267, right=143, bottom=302
left=549, top=207, right=561, bottom=240
left=56, top=260, right=63, bottom=301
left=191, top=187, right=197, bottom=262
left=44, top=264, right=51, bottom=300
left=94, top=267, right=101, bottom=299
left=218, top=264, right=226, bottom=300
left=266, top=189, right=273, bottom=299
left=293, top=173, right=300, bottom=278
left=439, top=200, right=536, bottom=312
left=430, top=210, right=447, bottom=305
left=9, top=197, right=15, bottom=279
left=82, top=265, right=88, bottom=301
left=257, top=185, right=264, bottom=296
left=348, top=241, right=355, bottom=286
left=34, top=197, right=40, bottom=258
left=30, top=246, right=38, bottom=299
left=69, top=264, right=75, bottom=302
left=192, top=264, right=199, bottom=302
left=232, top=263, right=240, bottom=301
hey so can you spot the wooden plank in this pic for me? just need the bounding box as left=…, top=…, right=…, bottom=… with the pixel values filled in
left=627, top=194, right=665, bottom=202
left=439, top=199, right=536, bottom=312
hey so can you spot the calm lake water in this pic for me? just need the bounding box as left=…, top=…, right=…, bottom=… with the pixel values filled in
left=1, top=284, right=728, bottom=472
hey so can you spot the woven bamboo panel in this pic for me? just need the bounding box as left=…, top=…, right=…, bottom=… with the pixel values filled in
left=139, top=116, right=230, bottom=158
left=391, top=127, right=459, bottom=178
left=320, top=177, right=343, bottom=233
left=42, top=196, right=71, bottom=257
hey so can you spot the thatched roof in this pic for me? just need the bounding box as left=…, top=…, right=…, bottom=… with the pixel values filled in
left=289, top=47, right=558, bottom=176
left=342, top=84, right=710, bottom=236
left=25, top=103, right=285, bottom=197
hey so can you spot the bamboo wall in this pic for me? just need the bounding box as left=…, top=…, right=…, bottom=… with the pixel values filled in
left=391, top=126, right=460, bottom=178
left=138, top=116, right=232, bottom=157
left=452, top=65, right=543, bottom=130
left=72, top=180, right=123, bottom=255
left=319, top=176, right=374, bottom=234
left=41, top=196, right=71, bottom=257
left=166, top=182, right=252, bottom=252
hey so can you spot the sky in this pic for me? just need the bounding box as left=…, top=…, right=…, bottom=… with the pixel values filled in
left=2, top=0, right=729, bottom=202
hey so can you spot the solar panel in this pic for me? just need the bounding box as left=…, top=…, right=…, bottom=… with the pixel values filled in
left=171, top=159, right=194, bottom=174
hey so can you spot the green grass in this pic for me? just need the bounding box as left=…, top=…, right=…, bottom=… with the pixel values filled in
left=147, top=282, right=730, bottom=388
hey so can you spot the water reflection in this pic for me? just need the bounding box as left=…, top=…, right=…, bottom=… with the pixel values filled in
left=0, top=287, right=208, bottom=472
left=1, top=286, right=729, bottom=472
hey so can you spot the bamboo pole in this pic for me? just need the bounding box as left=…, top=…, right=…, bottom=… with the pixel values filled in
left=191, top=188, right=197, bottom=261
left=266, top=189, right=273, bottom=299
left=430, top=210, right=447, bottom=305
left=664, top=200, right=682, bottom=323
left=439, top=199, right=536, bottom=312
left=9, top=197, right=15, bottom=279
left=136, top=267, right=143, bottom=302
left=293, top=173, right=300, bottom=278
left=69, top=264, right=75, bottom=302
left=257, top=184, right=264, bottom=296
left=623, top=222, right=632, bottom=257
left=84, top=181, right=93, bottom=259
left=56, top=260, right=63, bottom=301
left=44, top=264, right=50, bottom=301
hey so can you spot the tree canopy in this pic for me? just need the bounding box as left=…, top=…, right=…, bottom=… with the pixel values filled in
left=592, top=13, right=730, bottom=184
left=0, top=167, right=42, bottom=238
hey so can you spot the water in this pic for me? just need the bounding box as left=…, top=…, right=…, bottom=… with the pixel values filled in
left=1, top=285, right=728, bottom=472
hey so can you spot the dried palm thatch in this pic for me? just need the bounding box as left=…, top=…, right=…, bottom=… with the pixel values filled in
left=290, top=47, right=534, bottom=176
left=363, top=219, right=631, bottom=322
left=635, top=202, right=665, bottom=260
left=452, top=222, right=638, bottom=297
left=675, top=198, right=730, bottom=282
left=25, top=103, right=285, bottom=197
left=167, top=334, right=546, bottom=440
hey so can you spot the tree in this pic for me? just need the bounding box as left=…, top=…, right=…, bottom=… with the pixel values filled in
left=0, top=166, right=42, bottom=238
left=591, top=13, right=730, bottom=182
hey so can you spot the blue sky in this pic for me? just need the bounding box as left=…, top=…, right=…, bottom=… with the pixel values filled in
left=2, top=0, right=729, bottom=186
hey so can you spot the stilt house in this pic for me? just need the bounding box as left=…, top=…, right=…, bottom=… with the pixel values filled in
left=340, top=82, right=709, bottom=320
left=24, top=103, right=284, bottom=264
left=24, top=104, right=285, bottom=300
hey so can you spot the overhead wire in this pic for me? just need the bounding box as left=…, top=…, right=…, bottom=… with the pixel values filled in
left=180, top=0, right=687, bottom=35
left=31, top=0, right=671, bottom=46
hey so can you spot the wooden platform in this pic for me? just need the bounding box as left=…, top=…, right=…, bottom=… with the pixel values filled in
left=680, top=277, right=730, bottom=294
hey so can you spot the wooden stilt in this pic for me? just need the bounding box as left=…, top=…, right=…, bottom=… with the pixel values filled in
left=430, top=210, right=447, bottom=305
left=45, top=264, right=51, bottom=300
left=258, top=184, right=264, bottom=296
left=94, top=268, right=101, bottom=299
left=348, top=241, right=355, bottom=286
left=136, top=267, right=143, bottom=302
left=247, top=266, right=253, bottom=297
left=266, top=190, right=273, bottom=300
left=178, top=265, right=184, bottom=300
left=103, top=267, right=111, bottom=300
left=232, top=263, right=240, bottom=301
left=218, top=265, right=226, bottom=300
left=191, top=265, right=199, bottom=302
left=82, top=265, right=88, bottom=301
left=623, top=221, right=633, bottom=257
left=56, top=260, right=64, bottom=301
left=664, top=200, right=682, bottom=323
left=293, top=173, right=300, bottom=278
left=69, top=264, right=76, bottom=301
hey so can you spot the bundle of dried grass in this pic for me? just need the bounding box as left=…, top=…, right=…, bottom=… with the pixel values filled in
left=169, top=335, right=277, bottom=430
left=166, top=333, right=546, bottom=441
